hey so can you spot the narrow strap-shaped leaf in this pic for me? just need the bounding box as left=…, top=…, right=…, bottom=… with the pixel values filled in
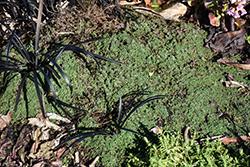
left=0, top=66, right=20, bottom=73
left=14, top=73, right=29, bottom=112
left=117, top=92, right=122, bottom=124
left=120, top=128, right=139, bottom=134
left=66, top=132, right=97, bottom=147
left=121, top=95, right=166, bottom=127
left=60, top=133, right=96, bottom=157
left=92, top=53, right=124, bottom=65
left=37, top=66, right=57, bottom=103
left=56, top=130, right=113, bottom=157
left=54, top=133, right=84, bottom=150
left=0, top=2, right=13, bottom=4
left=22, top=0, right=36, bottom=30
left=62, top=45, right=99, bottom=66
left=56, top=102, right=73, bottom=120
left=45, top=64, right=61, bottom=79
left=56, top=99, right=86, bottom=112
left=0, top=68, right=17, bottom=73
left=33, top=71, right=46, bottom=118
left=120, top=88, right=149, bottom=125
left=77, top=49, right=99, bottom=66
left=0, top=55, right=23, bottom=64
left=55, top=47, right=66, bottom=62
left=0, top=21, right=31, bottom=61
left=6, top=28, right=15, bottom=60
left=124, top=11, right=141, bottom=26
left=124, top=88, right=149, bottom=113
left=134, top=8, right=163, bottom=18
left=115, top=0, right=122, bottom=19
left=43, top=54, right=72, bottom=92
left=0, top=60, right=18, bottom=68
left=100, top=0, right=120, bottom=20
left=1, top=61, right=19, bottom=66
left=17, top=23, right=29, bottom=37
left=0, top=24, right=30, bottom=62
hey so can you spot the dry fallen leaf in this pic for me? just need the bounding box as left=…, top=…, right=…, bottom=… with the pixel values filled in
left=51, top=159, right=64, bottom=166
left=89, top=156, right=100, bottom=167
left=218, top=57, right=250, bottom=70
left=151, top=126, right=163, bottom=134
left=35, top=140, right=54, bottom=159
left=220, top=136, right=250, bottom=145
left=144, top=0, right=152, bottom=7
left=0, top=111, right=12, bottom=131
left=54, top=147, right=66, bottom=160
left=0, top=128, right=14, bottom=159
left=28, top=118, right=62, bottom=131
left=133, top=2, right=187, bottom=21
left=13, top=125, right=32, bottom=162
left=119, top=0, right=142, bottom=6
left=220, top=79, right=246, bottom=89
left=46, top=113, right=71, bottom=123
left=33, top=161, right=50, bottom=167
left=225, top=72, right=234, bottom=81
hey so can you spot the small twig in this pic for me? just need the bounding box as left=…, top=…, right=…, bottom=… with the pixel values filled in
left=35, top=0, right=44, bottom=53
left=89, top=156, right=100, bottom=167
left=199, top=135, right=227, bottom=142
left=42, top=93, right=47, bottom=119
left=34, top=128, right=40, bottom=153
left=57, top=32, right=74, bottom=35
left=184, top=126, right=227, bottom=145
left=75, top=151, right=80, bottom=165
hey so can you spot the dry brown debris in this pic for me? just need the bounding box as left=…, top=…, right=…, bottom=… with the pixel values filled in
left=41, top=4, right=126, bottom=47
left=205, top=27, right=246, bottom=56
left=0, top=111, right=11, bottom=131
left=218, top=57, right=250, bottom=71
left=221, top=136, right=250, bottom=145
left=0, top=113, right=81, bottom=166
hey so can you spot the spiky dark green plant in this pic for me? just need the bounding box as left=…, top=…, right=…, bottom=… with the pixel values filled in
left=114, top=88, right=166, bottom=134
left=54, top=130, right=114, bottom=157
left=0, top=21, right=79, bottom=119
left=54, top=88, right=166, bottom=156
left=0, top=0, right=36, bottom=31
left=0, top=0, right=123, bottom=119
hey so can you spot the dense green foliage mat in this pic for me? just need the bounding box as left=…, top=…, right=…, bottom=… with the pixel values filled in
left=1, top=13, right=249, bottom=166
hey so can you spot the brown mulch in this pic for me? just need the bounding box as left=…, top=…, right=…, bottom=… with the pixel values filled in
left=40, top=4, right=126, bottom=48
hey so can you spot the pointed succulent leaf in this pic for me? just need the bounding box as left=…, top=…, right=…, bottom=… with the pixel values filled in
left=14, top=73, right=29, bottom=112
left=120, top=95, right=166, bottom=127
left=0, top=21, right=31, bottom=61
left=119, top=88, right=149, bottom=126
left=117, top=92, right=122, bottom=124
left=43, top=54, right=72, bottom=92
left=37, top=66, right=57, bottom=103
left=33, top=71, right=46, bottom=118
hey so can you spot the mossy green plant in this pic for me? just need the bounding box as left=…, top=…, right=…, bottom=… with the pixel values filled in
left=1, top=9, right=250, bottom=166
left=126, top=132, right=250, bottom=166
